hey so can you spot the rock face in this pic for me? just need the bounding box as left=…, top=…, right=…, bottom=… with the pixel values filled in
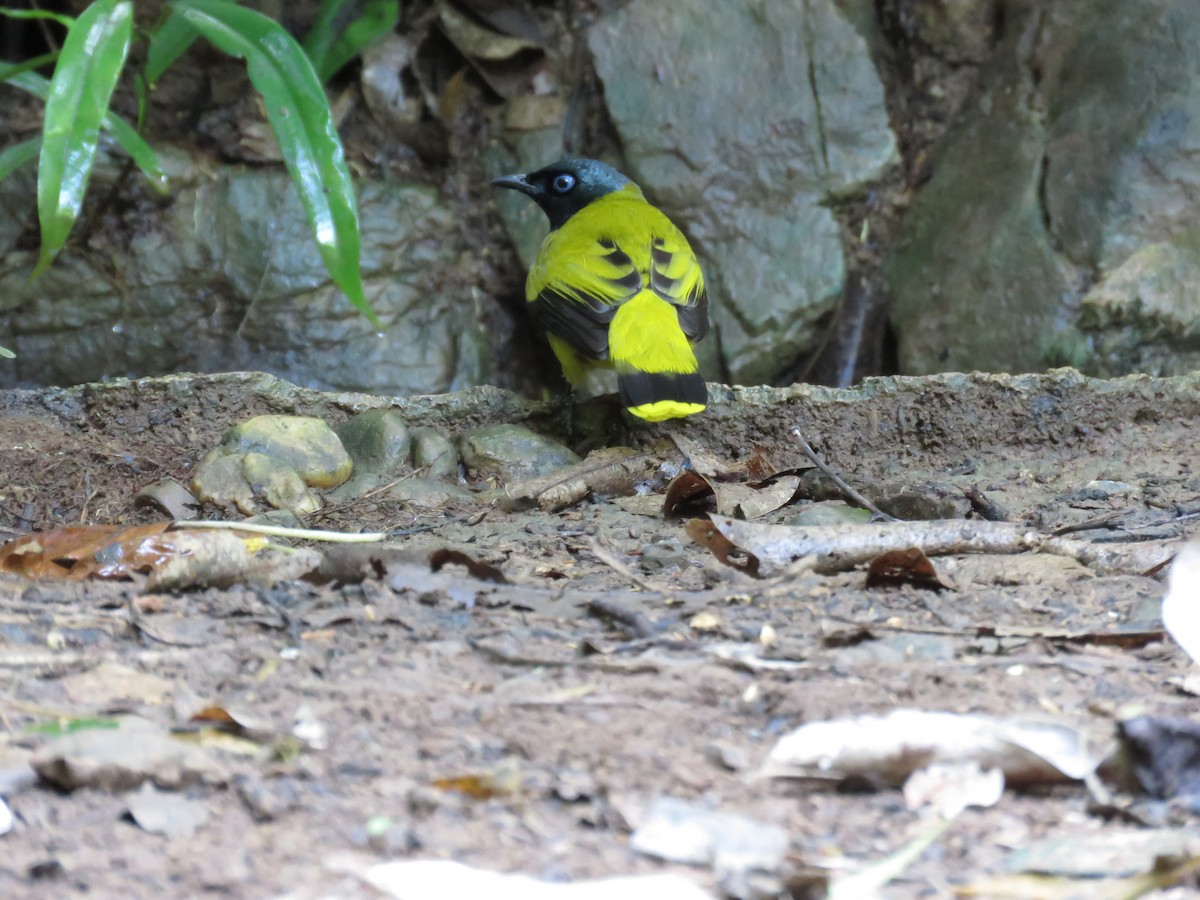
left=3, top=0, right=1195, bottom=393
left=0, top=153, right=496, bottom=395
left=887, top=0, right=1200, bottom=376
left=588, top=0, right=897, bottom=385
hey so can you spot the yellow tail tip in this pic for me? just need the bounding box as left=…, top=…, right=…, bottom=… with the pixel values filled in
left=626, top=400, right=706, bottom=422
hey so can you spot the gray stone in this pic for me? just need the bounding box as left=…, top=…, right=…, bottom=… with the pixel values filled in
left=126, top=783, right=211, bottom=839
left=409, top=426, right=459, bottom=479
left=234, top=774, right=303, bottom=822
left=911, top=0, right=999, bottom=64
left=386, top=477, right=475, bottom=508
left=786, top=502, right=873, bottom=527
left=1077, top=231, right=1200, bottom=375
left=459, top=424, right=580, bottom=482
left=589, top=0, right=896, bottom=384
left=0, top=150, right=495, bottom=394
left=32, top=717, right=224, bottom=792
left=885, top=33, right=1073, bottom=374
left=336, top=409, right=412, bottom=476
left=887, top=0, right=1200, bottom=376
left=191, top=414, right=352, bottom=515
left=1040, top=0, right=1200, bottom=273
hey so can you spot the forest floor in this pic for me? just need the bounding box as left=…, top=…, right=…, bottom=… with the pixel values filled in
left=0, top=371, right=1198, bottom=899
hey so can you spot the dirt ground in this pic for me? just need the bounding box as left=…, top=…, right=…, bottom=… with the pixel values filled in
left=1, top=370, right=1198, bottom=899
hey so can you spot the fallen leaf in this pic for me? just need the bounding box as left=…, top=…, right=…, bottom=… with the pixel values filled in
left=663, top=471, right=715, bottom=519
left=133, top=478, right=199, bottom=520
left=0, top=523, right=171, bottom=580
left=685, top=519, right=760, bottom=577
left=865, top=548, right=952, bottom=592
left=1163, top=542, right=1200, bottom=665
left=903, top=762, right=1004, bottom=817
left=0, top=523, right=315, bottom=589
left=432, top=756, right=523, bottom=800
left=758, top=709, right=1097, bottom=787
left=429, top=548, right=507, bottom=583
left=664, top=469, right=802, bottom=520
left=186, top=706, right=275, bottom=743
left=437, top=0, right=542, bottom=60
left=331, top=857, right=715, bottom=900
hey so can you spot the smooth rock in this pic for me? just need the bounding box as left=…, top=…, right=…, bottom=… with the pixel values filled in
left=459, top=424, right=580, bottom=482
left=191, top=414, right=351, bottom=514
left=888, top=0, right=1200, bottom=376
left=32, top=717, right=224, bottom=792
left=387, top=477, right=475, bottom=508
left=589, top=0, right=896, bottom=384
left=0, top=153, right=495, bottom=394
left=336, top=409, right=412, bottom=476
left=786, top=501, right=873, bottom=527
left=1078, top=233, right=1200, bottom=375
left=409, top=426, right=459, bottom=479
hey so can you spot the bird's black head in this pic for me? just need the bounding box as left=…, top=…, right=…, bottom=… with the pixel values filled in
left=492, top=158, right=633, bottom=230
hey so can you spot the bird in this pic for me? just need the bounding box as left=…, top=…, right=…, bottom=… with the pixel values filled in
left=492, top=158, right=709, bottom=422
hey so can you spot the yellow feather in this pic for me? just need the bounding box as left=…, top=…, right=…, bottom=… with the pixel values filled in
left=609, top=292, right=698, bottom=376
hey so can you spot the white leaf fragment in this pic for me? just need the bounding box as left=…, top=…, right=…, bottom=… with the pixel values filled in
left=1163, top=542, right=1200, bottom=666
left=758, top=708, right=1096, bottom=787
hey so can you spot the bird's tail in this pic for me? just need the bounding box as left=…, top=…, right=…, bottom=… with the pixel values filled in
left=609, top=291, right=706, bottom=422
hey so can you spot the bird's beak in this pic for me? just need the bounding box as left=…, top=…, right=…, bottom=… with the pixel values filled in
left=491, top=173, right=538, bottom=197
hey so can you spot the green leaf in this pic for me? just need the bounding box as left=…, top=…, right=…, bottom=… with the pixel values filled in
left=0, top=7, right=74, bottom=28
left=174, top=0, right=379, bottom=328
left=0, top=345, right=14, bottom=359
left=33, top=0, right=134, bottom=277
left=9, top=70, right=168, bottom=194
left=0, top=136, right=40, bottom=182
left=24, top=716, right=122, bottom=736
left=0, top=51, right=60, bottom=84
left=303, top=0, right=399, bottom=83
left=145, top=10, right=199, bottom=86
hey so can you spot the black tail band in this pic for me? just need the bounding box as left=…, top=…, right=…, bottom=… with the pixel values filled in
left=617, top=370, right=707, bottom=409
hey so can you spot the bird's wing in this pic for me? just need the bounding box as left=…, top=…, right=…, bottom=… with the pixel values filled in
left=649, top=234, right=708, bottom=343
left=527, top=236, right=643, bottom=360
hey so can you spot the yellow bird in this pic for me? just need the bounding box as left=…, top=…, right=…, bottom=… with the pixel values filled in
left=493, top=158, right=709, bottom=422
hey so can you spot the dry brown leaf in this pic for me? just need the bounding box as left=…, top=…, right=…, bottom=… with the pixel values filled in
left=429, top=548, right=507, bottom=583
left=0, top=523, right=172, bottom=580
left=865, top=548, right=952, bottom=592
left=663, top=471, right=715, bottom=519
left=685, top=519, right=760, bottom=578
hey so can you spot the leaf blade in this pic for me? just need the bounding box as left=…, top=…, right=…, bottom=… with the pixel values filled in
left=173, top=0, right=379, bottom=327
left=9, top=70, right=167, bottom=193
left=145, top=10, right=199, bottom=86
left=304, top=0, right=399, bottom=83
left=33, top=0, right=134, bottom=276
left=0, top=136, right=41, bottom=182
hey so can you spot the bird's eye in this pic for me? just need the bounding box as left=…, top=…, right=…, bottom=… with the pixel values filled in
left=551, top=173, right=576, bottom=193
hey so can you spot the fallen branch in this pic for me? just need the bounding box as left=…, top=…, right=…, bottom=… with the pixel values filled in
left=703, top=515, right=1179, bottom=577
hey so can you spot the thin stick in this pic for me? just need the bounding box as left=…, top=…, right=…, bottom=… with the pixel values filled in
left=790, top=426, right=895, bottom=521
left=586, top=536, right=660, bottom=593
left=585, top=597, right=657, bottom=639
left=175, top=520, right=434, bottom=542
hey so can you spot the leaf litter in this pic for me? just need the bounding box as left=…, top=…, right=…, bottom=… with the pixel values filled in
left=2, top=371, right=1200, bottom=896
